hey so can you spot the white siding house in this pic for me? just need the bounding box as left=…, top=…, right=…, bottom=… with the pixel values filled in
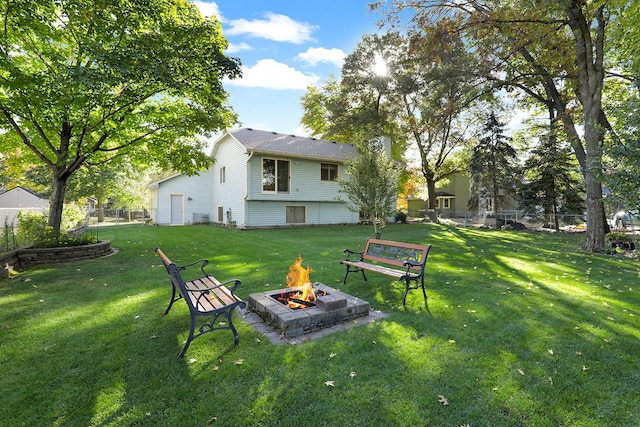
left=0, top=186, right=49, bottom=226
left=148, top=169, right=216, bottom=225
left=148, top=128, right=361, bottom=227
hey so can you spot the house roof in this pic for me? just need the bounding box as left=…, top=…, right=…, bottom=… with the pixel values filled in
left=227, top=128, right=358, bottom=162
left=0, top=186, right=47, bottom=199
left=435, top=191, right=456, bottom=197
left=147, top=173, right=183, bottom=189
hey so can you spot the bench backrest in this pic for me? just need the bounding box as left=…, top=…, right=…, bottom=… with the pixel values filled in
left=362, top=239, right=431, bottom=270
left=156, top=247, right=189, bottom=299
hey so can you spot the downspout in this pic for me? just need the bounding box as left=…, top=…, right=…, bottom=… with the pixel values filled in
left=245, top=151, right=254, bottom=227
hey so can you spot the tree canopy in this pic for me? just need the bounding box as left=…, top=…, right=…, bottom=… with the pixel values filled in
left=371, top=0, right=635, bottom=251
left=0, top=0, right=241, bottom=232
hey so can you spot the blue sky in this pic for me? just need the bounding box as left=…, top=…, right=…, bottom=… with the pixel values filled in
left=191, top=1, right=381, bottom=137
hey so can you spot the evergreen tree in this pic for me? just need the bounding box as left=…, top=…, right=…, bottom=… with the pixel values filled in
left=518, top=122, right=584, bottom=231
left=469, top=112, right=518, bottom=227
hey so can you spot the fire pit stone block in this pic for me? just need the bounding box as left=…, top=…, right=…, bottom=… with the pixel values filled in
left=247, top=283, right=371, bottom=338
left=316, top=294, right=347, bottom=311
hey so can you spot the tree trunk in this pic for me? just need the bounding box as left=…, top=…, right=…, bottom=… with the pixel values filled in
left=48, top=173, right=68, bottom=233
left=426, top=176, right=438, bottom=222
left=566, top=3, right=607, bottom=251
left=97, top=199, right=105, bottom=223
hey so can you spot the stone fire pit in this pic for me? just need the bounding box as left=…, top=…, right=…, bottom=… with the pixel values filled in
left=247, top=283, right=370, bottom=338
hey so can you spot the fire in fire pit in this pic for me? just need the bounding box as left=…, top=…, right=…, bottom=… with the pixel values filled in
left=274, top=255, right=326, bottom=309
left=247, top=255, right=371, bottom=338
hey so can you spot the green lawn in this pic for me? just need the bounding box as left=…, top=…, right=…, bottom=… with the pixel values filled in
left=1, top=223, right=639, bottom=426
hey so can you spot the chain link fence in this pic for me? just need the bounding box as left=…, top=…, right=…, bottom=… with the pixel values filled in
left=409, top=209, right=592, bottom=231
left=87, top=208, right=150, bottom=225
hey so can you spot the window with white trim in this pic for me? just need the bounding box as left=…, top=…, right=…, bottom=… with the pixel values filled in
left=321, top=163, right=338, bottom=181
left=262, top=158, right=290, bottom=193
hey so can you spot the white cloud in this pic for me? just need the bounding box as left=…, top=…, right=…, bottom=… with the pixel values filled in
left=225, top=59, right=318, bottom=90
left=297, top=47, right=346, bottom=67
left=225, top=12, right=317, bottom=44
left=227, top=42, right=253, bottom=54
left=291, top=125, right=311, bottom=137
left=191, top=1, right=222, bottom=20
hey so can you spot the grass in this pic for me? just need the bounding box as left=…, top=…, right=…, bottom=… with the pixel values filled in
left=1, top=223, right=639, bottom=426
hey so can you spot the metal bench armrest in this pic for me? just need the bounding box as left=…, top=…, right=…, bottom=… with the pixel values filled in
left=177, top=259, right=210, bottom=276
left=343, top=248, right=364, bottom=262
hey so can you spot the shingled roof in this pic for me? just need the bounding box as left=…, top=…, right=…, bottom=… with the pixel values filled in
left=228, top=128, right=358, bottom=162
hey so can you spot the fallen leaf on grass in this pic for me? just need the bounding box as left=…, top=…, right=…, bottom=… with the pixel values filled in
left=149, top=335, right=159, bottom=339
left=189, top=358, right=197, bottom=364
left=548, top=349, right=554, bottom=355
left=582, top=365, right=589, bottom=371
left=349, top=371, right=357, bottom=378
left=234, top=359, right=244, bottom=365
left=324, top=380, right=335, bottom=387
left=329, top=352, right=337, bottom=358
left=517, top=368, right=525, bottom=376
left=438, top=395, right=449, bottom=406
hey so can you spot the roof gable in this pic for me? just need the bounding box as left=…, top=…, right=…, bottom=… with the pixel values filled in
left=227, top=128, right=358, bottom=162
left=0, top=186, right=46, bottom=199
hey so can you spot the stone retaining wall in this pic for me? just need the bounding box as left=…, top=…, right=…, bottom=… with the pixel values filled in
left=0, top=240, right=113, bottom=279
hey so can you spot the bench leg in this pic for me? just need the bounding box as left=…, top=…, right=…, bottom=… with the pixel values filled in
left=178, top=312, right=198, bottom=358
left=342, top=265, right=367, bottom=285
left=402, top=279, right=411, bottom=306
left=226, top=309, right=240, bottom=346
left=177, top=304, right=245, bottom=358
left=163, top=284, right=180, bottom=316
left=401, top=277, right=430, bottom=313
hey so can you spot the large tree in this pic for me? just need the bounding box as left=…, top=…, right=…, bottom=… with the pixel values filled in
left=301, top=33, right=407, bottom=156
left=301, top=32, right=479, bottom=220
left=517, top=118, right=585, bottom=231
left=0, top=0, right=241, bottom=233
left=372, top=0, right=629, bottom=251
left=469, top=112, right=518, bottom=227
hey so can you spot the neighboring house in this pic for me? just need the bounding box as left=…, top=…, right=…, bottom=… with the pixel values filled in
left=0, top=186, right=49, bottom=226
left=148, top=128, right=361, bottom=227
left=408, top=173, right=520, bottom=220
left=408, top=174, right=472, bottom=218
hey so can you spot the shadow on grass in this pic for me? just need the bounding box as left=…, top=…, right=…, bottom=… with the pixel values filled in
left=1, top=223, right=640, bottom=425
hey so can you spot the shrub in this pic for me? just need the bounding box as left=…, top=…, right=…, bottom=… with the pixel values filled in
left=606, top=232, right=633, bottom=242
left=395, top=210, right=407, bottom=223
left=17, top=204, right=94, bottom=247
left=16, top=211, right=47, bottom=243
left=35, top=227, right=98, bottom=248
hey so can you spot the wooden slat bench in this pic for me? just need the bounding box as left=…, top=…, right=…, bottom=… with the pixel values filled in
left=155, top=247, right=246, bottom=358
left=341, top=239, right=432, bottom=306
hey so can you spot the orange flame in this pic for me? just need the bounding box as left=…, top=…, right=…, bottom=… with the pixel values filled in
left=284, top=255, right=316, bottom=308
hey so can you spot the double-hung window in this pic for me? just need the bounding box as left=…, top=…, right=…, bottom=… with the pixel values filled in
left=321, top=163, right=338, bottom=181
left=262, top=158, right=290, bottom=193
